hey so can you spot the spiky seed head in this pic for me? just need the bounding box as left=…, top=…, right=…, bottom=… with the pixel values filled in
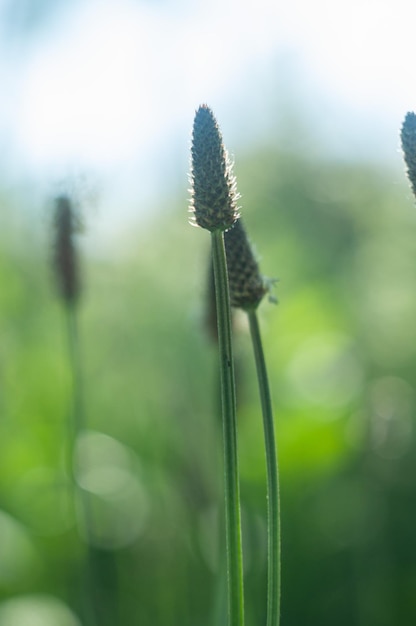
left=401, top=112, right=416, bottom=199
left=225, top=219, right=269, bottom=310
left=53, top=195, right=80, bottom=303
left=189, top=104, right=240, bottom=232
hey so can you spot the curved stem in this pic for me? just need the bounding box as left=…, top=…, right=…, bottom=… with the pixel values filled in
left=247, top=308, right=281, bottom=626
left=211, top=229, right=245, bottom=626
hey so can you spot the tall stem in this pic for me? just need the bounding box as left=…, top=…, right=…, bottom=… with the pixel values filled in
left=65, top=303, right=98, bottom=626
left=247, top=308, right=281, bottom=626
left=211, top=229, right=245, bottom=626
left=66, top=304, right=82, bottom=485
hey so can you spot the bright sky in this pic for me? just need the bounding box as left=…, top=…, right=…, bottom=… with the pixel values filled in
left=1, top=0, right=416, bottom=235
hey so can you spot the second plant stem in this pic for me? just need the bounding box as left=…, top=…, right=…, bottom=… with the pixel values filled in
left=211, top=229, right=245, bottom=626
left=247, top=308, right=281, bottom=626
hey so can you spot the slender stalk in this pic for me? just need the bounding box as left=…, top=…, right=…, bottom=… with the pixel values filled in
left=65, top=303, right=82, bottom=490
left=247, top=308, right=281, bottom=626
left=211, top=229, right=245, bottom=626
left=65, top=302, right=98, bottom=626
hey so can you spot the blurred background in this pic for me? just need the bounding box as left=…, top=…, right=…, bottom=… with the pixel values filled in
left=1, top=0, right=416, bottom=624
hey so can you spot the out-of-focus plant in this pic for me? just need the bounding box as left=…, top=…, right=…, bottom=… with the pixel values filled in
left=53, top=195, right=98, bottom=626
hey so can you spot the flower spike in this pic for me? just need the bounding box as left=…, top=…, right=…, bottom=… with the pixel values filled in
left=225, top=219, right=270, bottom=310
left=190, top=104, right=240, bottom=232
left=53, top=195, right=80, bottom=303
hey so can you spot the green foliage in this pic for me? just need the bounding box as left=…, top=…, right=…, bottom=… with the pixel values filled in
left=0, top=141, right=416, bottom=625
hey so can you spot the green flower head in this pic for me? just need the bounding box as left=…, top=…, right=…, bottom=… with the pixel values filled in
left=189, top=104, right=240, bottom=232
left=225, top=219, right=270, bottom=310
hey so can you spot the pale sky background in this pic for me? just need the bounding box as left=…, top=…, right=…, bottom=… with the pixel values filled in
left=1, top=0, right=416, bottom=241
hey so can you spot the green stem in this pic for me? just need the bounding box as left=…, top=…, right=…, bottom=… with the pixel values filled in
left=247, top=308, right=281, bottom=626
left=66, top=304, right=82, bottom=486
left=65, top=303, right=98, bottom=626
left=211, top=229, right=245, bottom=626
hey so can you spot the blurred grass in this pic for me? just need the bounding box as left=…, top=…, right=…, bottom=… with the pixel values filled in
left=1, top=142, right=416, bottom=625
